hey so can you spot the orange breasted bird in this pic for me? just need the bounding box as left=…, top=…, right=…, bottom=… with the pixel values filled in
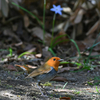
left=26, top=57, right=63, bottom=96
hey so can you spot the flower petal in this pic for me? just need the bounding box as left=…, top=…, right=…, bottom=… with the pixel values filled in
left=55, top=10, right=58, bottom=14
left=50, top=8, right=56, bottom=12
left=50, top=4, right=63, bottom=15
left=57, top=5, right=61, bottom=8
left=60, top=8, right=63, bottom=11
left=53, top=4, right=56, bottom=8
left=58, top=11, right=62, bottom=15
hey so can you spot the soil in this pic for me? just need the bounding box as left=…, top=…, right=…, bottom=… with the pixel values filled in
left=0, top=63, right=100, bottom=100
left=0, top=0, right=100, bottom=100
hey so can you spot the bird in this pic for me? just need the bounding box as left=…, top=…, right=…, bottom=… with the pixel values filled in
left=26, top=57, right=63, bottom=96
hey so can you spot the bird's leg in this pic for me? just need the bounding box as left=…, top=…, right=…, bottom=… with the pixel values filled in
left=36, top=82, right=48, bottom=97
left=39, top=82, right=50, bottom=96
left=38, top=82, right=44, bottom=88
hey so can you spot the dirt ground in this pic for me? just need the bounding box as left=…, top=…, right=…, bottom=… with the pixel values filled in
left=1, top=0, right=100, bottom=100
left=0, top=65, right=100, bottom=100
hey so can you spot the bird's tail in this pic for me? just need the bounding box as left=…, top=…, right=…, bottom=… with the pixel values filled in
left=15, top=64, right=34, bottom=74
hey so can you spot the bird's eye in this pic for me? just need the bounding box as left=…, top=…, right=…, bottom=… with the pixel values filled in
left=53, top=58, right=56, bottom=61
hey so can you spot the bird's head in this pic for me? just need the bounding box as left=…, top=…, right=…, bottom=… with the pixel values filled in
left=46, top=57, right=63, bottom=71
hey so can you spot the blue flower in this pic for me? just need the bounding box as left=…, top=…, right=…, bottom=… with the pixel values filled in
left=50, top=5, right=63, bottom=15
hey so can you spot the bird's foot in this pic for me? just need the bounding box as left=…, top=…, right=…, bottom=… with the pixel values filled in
left=37, top=83, right=49, bottom=97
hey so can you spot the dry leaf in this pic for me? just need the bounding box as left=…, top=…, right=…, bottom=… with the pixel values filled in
left=73, top=0, right=85, bottom=10
left=31, top=27, right=51, bottom=45
left=74, top=9, right=84, bottom=24
left=63, top=7, right=72, bottom=14
left=14, top=42, right=23, bottom=46
left=93, top=45, right=100, bottom=52
left=54, top=29, right=69, bottom=45
left=35, top=53, right=42, bottom=58
left=1, top=0, right=8, bottom=17
left=42, top=46, right=52, bottom=58
left=52, top=76, right=67, bottom=82
left=58, top=67, right=81, bottom=73
left=86, top=20, right=100, bottom=35
left=83, top=35, right=95, bottom=47
left=76, top=23, right=83, bottom=36
left=24, top=15, right=30, bottom=28
left=26, top=65, right=37, bottom=69
left=60, top=97, right=71, bottom=100
left=5, top=65, right=18, bottom=71
left=75, top=41, right=86, bottom=51
left=3, top=28, right=21, bottom=42
left=50, top=22, right=65, bottom=32
left=54, top=89, right=76, bottom=92
left=82, top=1, right=94, bottom=10
left=70, top=8, right=80, bottom=23
left=96, top=0, right=100, bottom=11
left=90, top=52, right=99, bottom=56
left=12, top=23, right=18, bottom=31
left=27, top=48, right=36, bottom=53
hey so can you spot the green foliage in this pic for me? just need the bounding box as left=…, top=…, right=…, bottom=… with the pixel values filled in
left=50, top=13, right=56, bottom=48
left=43, top=82, right=52, bottom=86
left=50, top=34, right=67, bottom=48
left=12, top=2, right=81, bottom=57
left=60, top=61, right=82, bottom=68
left=0, top=48, right=13, bottom=57
left=12, top=2, right=100, bottom=62
left=50, top=33, right=81, bottom=57
left=12, top=2, right=56, bottom=55
left=50, top=34, right=69, bottom=49
left=6, top=84, right=13, bottom=88
left=7, top=48, right=13, bottom=57
left=73, top=91, right=81, bottom=95
left=70, top=39, right=81, bottom=57
left=59, top=32, right=100, bottom=70
left=96, top=86, right=100, bottom=93
left=62, top=82, right=68, bottom=89
left=0, top=49, right=8, bottom=51
left=87, top=81, right=94, bottom=86
left=86, top=32, right=100, bottom=64
left=48, top=48, right=56, bottom=56
left=18, top=51, right=36, bottom=58
left=82, top=32, right=100, bottom=70
left=83, top=58, right=98, bottom=71
left=85, top=42, right=100, bottom=52
left=94, top=76, right=100, bottom=85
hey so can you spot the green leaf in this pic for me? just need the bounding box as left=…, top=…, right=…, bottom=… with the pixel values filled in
left=48, top=48, right=56, bottom=56
left=70, top=39, right=81, bottom=57
left=18, top=51, right=36, bottom=58
left=50, top=34, right=68, bottom=48
left=7, top=48, right=13, bottom=57
left=51, top=39, right=69, bottom=49
left=85, top=42, right=100, bottom=52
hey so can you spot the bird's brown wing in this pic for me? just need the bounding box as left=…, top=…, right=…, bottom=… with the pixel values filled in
left=26, top=63, right=52, bottom=78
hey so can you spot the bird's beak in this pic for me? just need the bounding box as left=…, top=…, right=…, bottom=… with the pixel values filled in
left=58, top=59, right=63, bottom=62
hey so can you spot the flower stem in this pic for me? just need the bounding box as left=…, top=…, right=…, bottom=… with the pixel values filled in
left=43, top=0, right=46, bottom=45
left=50, top=13, right=56, bottom=48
